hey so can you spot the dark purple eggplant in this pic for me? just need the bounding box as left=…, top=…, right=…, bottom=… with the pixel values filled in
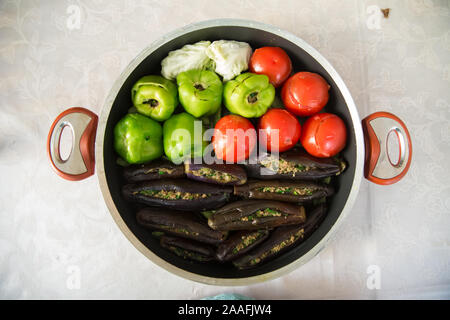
left=232, top=204, right=327, bottom=269
left=207, top=200, right=306, bottom=231
left=185, top=162, right=247, bottom=186
left=160, top=235, right=216, bottom=262
left=123, top=159, right=184, bottom=183
left=136, top=207, right=227, bottom=245
left=216, top=230, right=270, bottom=262
left=123, top=179, right=232, bottom=211
left=245, top=148, right=346, bottom=180
left=234, top=180, right=334, bottom=203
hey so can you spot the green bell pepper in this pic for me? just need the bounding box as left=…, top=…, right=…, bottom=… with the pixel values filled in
left=131, top=75, right=178, bottom=121
left=163, top=112, right=207, bottom=164
left=176, top=69, right=223, bottom=118
left=223, top=73, right=275, bottom=118
left=114, top=113, right=163, bottom=164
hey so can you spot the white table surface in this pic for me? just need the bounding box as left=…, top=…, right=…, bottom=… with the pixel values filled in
left=1, top=0, right=449, bottom=299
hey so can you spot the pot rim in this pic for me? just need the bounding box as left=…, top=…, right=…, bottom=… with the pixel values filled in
left=95, top=18, right=364, bottom=286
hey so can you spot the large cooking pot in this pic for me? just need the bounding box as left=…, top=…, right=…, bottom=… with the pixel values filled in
left=47, top=19, right=412, bottom=285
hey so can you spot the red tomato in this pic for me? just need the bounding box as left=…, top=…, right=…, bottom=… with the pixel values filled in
left=212, top=115, right=257, bottom=163
left=258, top=108, right=301, bottom=152
left=281, top=72, right=330, bottom=116
left=300, top=113, right=347, bottom=158
left=249, top=47, right=292, bottom=88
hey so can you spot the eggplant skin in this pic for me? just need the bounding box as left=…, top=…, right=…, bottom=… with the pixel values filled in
left=123, top=159, right=184, bottom=182
left=185, top=162, right=247, bottom=186
left=122, top=179, right=232, bottom=211
left=216, top=229, right=270, bottom=262
left=245, top=148, right=346, bottom=180
left=136, top=207, right=227, bottom=245
left=123, top=159, right=185, bottom=183
left=232, top=204, right=327, bottom=269
left=232, top=224, right=304, bottom=269
left=234, top=180, right=334, bottom=203
left=160, top=236, right=216, bottom=262
left=207, top=200, right=306, bottom=231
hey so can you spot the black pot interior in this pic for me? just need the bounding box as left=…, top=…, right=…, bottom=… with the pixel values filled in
left=103, top=25, right=357, bottom=279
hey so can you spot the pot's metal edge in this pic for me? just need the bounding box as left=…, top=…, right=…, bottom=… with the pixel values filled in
left=95, top=18, right=364, bottom=286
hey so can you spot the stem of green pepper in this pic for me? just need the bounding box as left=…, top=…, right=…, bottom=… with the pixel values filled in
left=143, top=99, right=159, bottom=107
left=194, top=83, right=205, bottom=91
left=247, top=92, right=259, bottom=104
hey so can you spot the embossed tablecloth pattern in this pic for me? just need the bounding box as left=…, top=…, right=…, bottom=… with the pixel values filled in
left=0, top=0, right=449, bottom=299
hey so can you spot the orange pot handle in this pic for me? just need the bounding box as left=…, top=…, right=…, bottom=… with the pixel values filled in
left=47, top=107, right=98, bottom=181
left=362, top=111, right=412, bottom=185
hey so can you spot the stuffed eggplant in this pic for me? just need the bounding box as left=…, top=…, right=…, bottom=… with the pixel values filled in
left=232, top=204, right=327, bottom=269
left=123, top=159, right=185, bottom=182
left=123, top=179, right=232, bottom=211
left=136, top=207, right=227, bottom=245
left=207, top=200, right=306, bottom=231
left=216, top=229, right=270, bottom=262
left=234, top=180, right=334, bottom=203
left=185, top=162, right=247, bottom=186
left=160, top=235, right=216, bottom=262
left=245, top=148, right=346, bottom=180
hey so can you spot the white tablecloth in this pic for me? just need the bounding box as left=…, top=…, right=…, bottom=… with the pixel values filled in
left=1, top=0, right=449, bottom=299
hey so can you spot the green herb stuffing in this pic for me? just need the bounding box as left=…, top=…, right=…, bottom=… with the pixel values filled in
left=158, top=225, right=199, bottom=237
left=258, top=186, right=316, bottom=196
left=144, top=167, right=175, bottom=175
left=232, top=231, right=265, bottom=254
left=250, top=229, right=304, bottom=265
left=137, top=189, right=210, bottom=200
left=260, top=156, right=312, bottom=175
left=170, top=246, right=209, bottom=261
left=192, top=167, right=237, bottom=183
left=241, top=208, right=284, bottom=222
